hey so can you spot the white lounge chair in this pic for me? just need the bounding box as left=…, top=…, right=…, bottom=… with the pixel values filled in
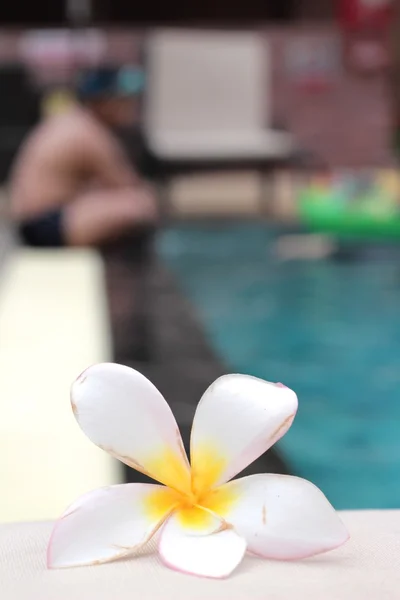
left=144, top=28, right=294, bottom=166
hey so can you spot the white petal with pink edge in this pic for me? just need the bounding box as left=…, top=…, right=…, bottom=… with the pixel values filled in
left=48, top=483, right=178, bottom=568
left=190, top=375, right=298, bottom=492
left=71, top=363, right=191, bottom=492
left=205, top=474, right=349, bottom=560
left=159, top=509, right=247, bottom=578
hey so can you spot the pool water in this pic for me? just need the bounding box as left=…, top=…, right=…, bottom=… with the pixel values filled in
left=158, top=223, right=400, bottom=510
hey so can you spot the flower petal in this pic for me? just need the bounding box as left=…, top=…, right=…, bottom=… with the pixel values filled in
left=71, top=363, right=191, bottom=492
left=190, top=375, right=298, bottom=493
left=48, top=483, right=179, bottom=568
left=159, top=508, right=247, bottom=578
left=202, top=474, right=349, bottom=560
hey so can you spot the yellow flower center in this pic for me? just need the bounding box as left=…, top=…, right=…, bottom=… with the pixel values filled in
left=144, top=442, right=239, bottom=531
left=190, top=441, right=228, bottom=497
left=145, top=485, right=238, bottom=532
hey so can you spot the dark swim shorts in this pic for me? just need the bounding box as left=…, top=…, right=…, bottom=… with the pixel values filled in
left=18, top=208, right=65, bottom=247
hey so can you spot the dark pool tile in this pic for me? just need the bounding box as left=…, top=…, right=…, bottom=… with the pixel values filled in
left=103, top=239, right=291, bottom=484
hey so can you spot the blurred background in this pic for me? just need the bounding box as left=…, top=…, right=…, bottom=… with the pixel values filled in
left=0, top=0, right=399, bottom=522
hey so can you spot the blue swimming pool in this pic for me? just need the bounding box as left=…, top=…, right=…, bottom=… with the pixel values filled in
left=159, top=223, right=400, bottom=510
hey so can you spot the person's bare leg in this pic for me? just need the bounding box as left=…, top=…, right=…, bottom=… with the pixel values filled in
left=62, top=187, right=157, bottom=247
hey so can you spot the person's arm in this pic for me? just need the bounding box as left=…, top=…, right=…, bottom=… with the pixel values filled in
left=81, top=125, right=140, bottom=189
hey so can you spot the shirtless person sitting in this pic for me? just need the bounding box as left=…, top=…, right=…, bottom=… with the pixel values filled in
left=10, top=66, right=157, bottom=247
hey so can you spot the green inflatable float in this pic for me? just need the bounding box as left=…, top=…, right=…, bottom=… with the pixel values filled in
left=298, top=170, right=400, bottom=240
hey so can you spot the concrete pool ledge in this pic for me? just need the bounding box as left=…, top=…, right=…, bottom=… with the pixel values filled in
left=0, top=510, right=398, bottom=599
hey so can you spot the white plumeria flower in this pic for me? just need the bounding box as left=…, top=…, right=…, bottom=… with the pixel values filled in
left=48, top=363, right=349, bottom=578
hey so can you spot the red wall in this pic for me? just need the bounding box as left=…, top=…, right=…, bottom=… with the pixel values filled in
left=0, top=26, right=392, bottom=167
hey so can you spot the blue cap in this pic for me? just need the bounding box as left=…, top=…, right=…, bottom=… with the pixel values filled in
left=77, top=66, right=145, bottom=100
